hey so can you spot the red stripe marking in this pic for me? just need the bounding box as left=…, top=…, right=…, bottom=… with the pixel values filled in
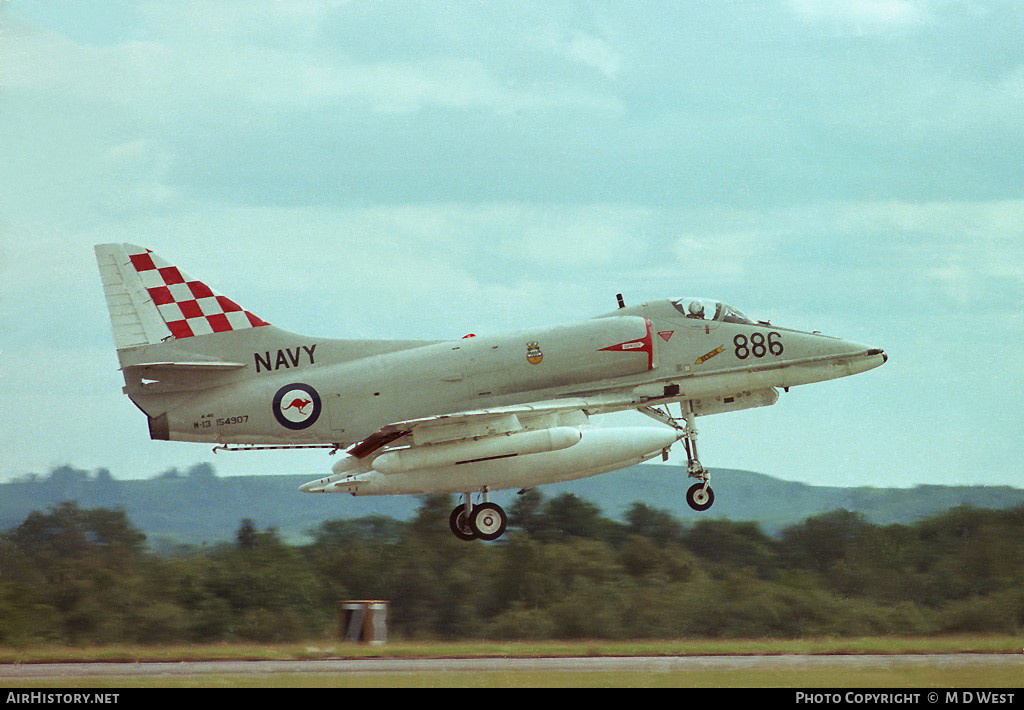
left=188, top=281, right=214, bottom=299
left=598, top=318, right=654, bottom=370
left=158, top=266, right=185, bottom=285
left=177, top=299, right=203, bottom=319
left=166, top=320, right=194, bottom=339
left=129, top=253, right=156, bottom=272
left=207, top=313, right=232, bottom=333
left=245, top=312, right=269, bottom=327
left=216, top=295, right=243, bottom=312
left=148, top=286, right=174, bottom=305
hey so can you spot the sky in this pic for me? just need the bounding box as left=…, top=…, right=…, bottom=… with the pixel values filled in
left=1, top=0, right=1022, bottom=490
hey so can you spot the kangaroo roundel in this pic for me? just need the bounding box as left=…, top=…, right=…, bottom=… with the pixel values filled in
left=273, top=383, right=322, bottom=430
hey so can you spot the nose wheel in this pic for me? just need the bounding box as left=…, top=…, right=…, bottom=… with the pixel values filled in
left=686, top=482, right=715, bottom=511
left=449, top=491, right=507, bottom=541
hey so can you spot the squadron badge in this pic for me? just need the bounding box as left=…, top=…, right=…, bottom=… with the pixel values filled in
left=526, top=341, right=543, bottom=365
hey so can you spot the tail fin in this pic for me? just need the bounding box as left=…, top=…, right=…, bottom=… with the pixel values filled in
left=96, top=243, right=278, bottom=422
left=95, top=243, right=269, bottom=350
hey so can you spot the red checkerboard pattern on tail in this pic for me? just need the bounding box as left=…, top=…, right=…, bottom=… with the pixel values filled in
left=126, top=246, right=269, bottom=339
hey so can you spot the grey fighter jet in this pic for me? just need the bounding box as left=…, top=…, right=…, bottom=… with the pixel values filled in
left=95, top=243, right=887, bottom=541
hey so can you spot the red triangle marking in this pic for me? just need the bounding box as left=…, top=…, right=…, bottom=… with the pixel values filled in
left=658, top=330, right=674, bottom=342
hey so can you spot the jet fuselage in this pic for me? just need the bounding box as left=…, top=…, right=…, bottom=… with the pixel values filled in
left=139, top=298, right=884, bottom=448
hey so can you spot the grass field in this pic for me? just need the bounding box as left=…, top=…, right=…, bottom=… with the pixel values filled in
left=3, top=636, right=1022, bottom=688
left=2, top=634, right=1022, bottom=663
left=3, top=666, right=1024, bottom=689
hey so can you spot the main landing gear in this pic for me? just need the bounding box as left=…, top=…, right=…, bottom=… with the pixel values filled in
left=640, top=402, right=715, bottom=513
left=449, top=489, right=507, bottom=541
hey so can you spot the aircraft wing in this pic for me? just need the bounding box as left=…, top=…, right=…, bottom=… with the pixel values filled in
left=124, top=360, right=248, bottom=373
left=347, top=394, right=638, bottom=459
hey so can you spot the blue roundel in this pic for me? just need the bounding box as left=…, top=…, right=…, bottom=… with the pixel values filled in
left=272, top=383, right=322, bottom=430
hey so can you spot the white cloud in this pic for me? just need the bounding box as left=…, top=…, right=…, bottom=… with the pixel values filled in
left=814, top=62, right=1024, bottom=141
left=561, top=31, right=623, bottom=80
left=787, top=0, right=931, bottom=33
left=671, top=231, right=770, bottom=282
left=822, top=199, right=1024, bottom=241
left=508, top=205, right=651, bottom=267
left=1, top=13, right=621, bottom=117
left=280, top=57, right=620, bottom=114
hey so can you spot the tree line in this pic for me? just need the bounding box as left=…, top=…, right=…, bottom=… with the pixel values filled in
left=1, top=492, right=1022, bottom=645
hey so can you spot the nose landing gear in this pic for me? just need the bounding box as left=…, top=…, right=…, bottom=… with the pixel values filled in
left=686, top=482, right=714, bottom=511
left=681, top=408, right=714, bottom=511
left=639, top=401, right=715, bottom=512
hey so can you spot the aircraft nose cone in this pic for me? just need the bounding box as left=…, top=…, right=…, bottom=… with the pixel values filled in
left=867, top=347, right=888, bottom=364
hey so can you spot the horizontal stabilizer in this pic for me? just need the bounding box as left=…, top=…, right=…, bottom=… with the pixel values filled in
left=121, top=360, right=248, bottom=396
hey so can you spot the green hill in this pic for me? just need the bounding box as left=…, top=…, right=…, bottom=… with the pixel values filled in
left=3, top=463, right=1023, bottom=547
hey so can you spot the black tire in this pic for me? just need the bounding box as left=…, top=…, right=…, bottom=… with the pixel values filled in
left=686, top=483, right=715, bottom=512
left=449, top=505, right=477, bottom=541
left=469, top=502, right=507, bottom=541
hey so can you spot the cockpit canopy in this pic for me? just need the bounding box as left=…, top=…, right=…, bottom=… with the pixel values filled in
left=671, top=298, right=756, bottom=325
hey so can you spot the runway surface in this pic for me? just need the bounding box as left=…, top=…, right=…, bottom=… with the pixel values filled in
left=3, top=653, right=1023, bottom=679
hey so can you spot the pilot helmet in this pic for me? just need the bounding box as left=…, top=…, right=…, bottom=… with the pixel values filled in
left=688, top=300, right=704, bottom=317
